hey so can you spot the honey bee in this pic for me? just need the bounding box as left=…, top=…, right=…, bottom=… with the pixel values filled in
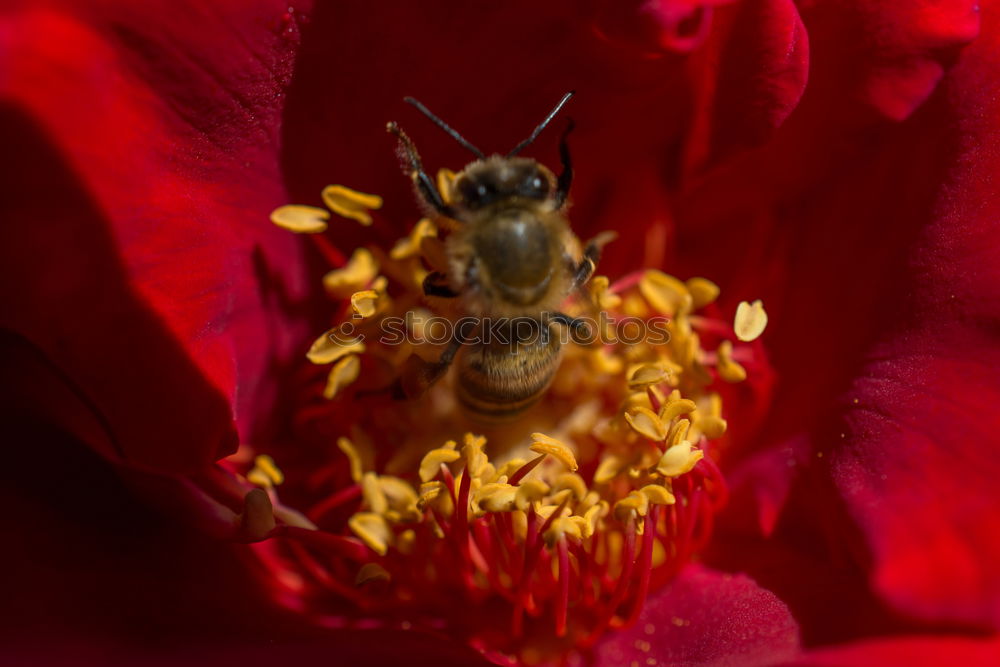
left=388, top=92, right=611, bottom=421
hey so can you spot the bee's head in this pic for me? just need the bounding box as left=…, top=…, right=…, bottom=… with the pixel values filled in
left=453, top=158, right=554, bottom=211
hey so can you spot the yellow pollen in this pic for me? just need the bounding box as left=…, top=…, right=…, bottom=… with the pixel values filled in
left=716, top=340, right=748, bottom=383
left=660, top=397, right=698, bottom=422
left=544, top=515, right=583, bottom=547
left=350, top=289, right=380, bottom=319
left=667, top=418, right=691, bottom=448
left=515, top=479, right=550, bottom=511
left=614, top=490, right=650, bottom=522
left=589, top=275, right=623, bottom=310
left=419, top=446, right=462, bottom=483
left=640, top=483, right=676, bottom=506
left=322, top=248, right=379, bottom=298
left=656, top=440, right=704, bottom=478
left=477, top=483, right=518, bottom=513
left=269, top=204, right=329, bottom=234
left=337, top=436, right=368, bottom=483
left=321, top=184, right=383, bottom=226
left=323, top=354, right=361, bottom=399
left=247, top=454, right=284, bottom=488
left=625, top=406, right=667, bottom=442
left=628, top=364, right=670, bottom=391
left=734, top=299, right=768, bottom=342
left=594, top=455, right=625, bottom=484
left=529, top=433, right=579, bottom=471
left=686, top=277, right=720, bottom=309
left=552, top=472, right=587, bottom=501
left=390, top=218, right=437, bottom=260
left=696, top=414, right=728, bottom=439
left=307, top=333, right=365, bottom=365
left=362, top=471, right=389, bottom=515
left=355, top=562, right=391, bottom=586
left=349, top=512, right=393, bottom=556
left=639, top=270, right=692, bottom=315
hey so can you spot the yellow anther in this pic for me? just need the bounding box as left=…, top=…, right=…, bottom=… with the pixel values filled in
left=322, top=248, right=379, bottom=298
left=591, top=347, right=625, bottom=375
left=552, top=473, right=587, bottom=501
left=716, top=340, right=748, bottom=383
left=362, top=471, right=389, bottom=515
left=734, top=299, right=768, bottom=342
left=397, top=529, right=416, bottom=555
left=529, top=433, right=578, bottom=471
left=686, top=277, right=720, bottom=309
left=515, top=479, right=550, bottom=511
left=660, top=397, right=698, bottom=422
left=640, top=484, right=676, bottom=506
left=656, top=440, right=704, bottom=477
left=544, top=516, right=583, bottom=547
left=580, top=501, right=608, bottom=538
left=419, top=447, right=462, bottom=483
left=477, top=483, right=517, bottom=512
left=350, top=290, right=380, bottom=319
left=349, top=512, right=393, bottom=556
left=614, top=491, right=650, bottom=523
left=576, top=490, right=601, bottom=515
left=589, top=275, right=622, bottom=310
left=697, top=414, right=728, bottom=439
left=625, top=406, right=667, bottom=442
left=323, top=354, right=361, bottom=399
left=495, top=458, right=527, bottom=480
left=337, top=437, right=367, bottom=483
left=306, top=333, right=365, bottom=365
left=418, top=481, right=444, bottom=506
left=667, top=418, right=691, bottom=448
left=390, top=218, right=437, bottom=260
left=462, top=433, right=489, bottom=478
left=593, top=455, right=625, bottom=484
left=247, top=454, right=284, bottom=488
left=355, top=562, right=391, bottom=586
left=321, top=185, right=383, bottom=226
left=639, top=270, right=692, bottom=315
left=627, top=364, right=670, bottom=391
left=270, top=204, right=329, bottom=233
left=378, top=476, right=420, bottom=517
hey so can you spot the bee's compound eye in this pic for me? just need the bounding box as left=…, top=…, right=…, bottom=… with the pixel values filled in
left=477, top=184, right=488, bottom=197
left=519, top=170, right=550, bottom=199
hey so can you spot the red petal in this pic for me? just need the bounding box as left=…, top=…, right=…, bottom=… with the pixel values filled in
left=594, top=565, right=799, bottom=666
left=0, top=4, right=312, bottom=472
left=825, top=6, right=1000, bottom=629
left=801, top=0, right=980, bottom=120
left=792, top=635, right=1000, bottom=666
left=685, top=0, right=810, bottom=170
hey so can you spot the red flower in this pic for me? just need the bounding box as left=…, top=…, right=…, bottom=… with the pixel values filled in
left=3, top=0, right=999, bottom=664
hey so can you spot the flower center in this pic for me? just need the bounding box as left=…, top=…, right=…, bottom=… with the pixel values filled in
left=247, top=182, right=768, bottom=663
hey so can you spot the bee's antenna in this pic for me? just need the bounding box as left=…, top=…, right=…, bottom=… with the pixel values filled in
left=404, top=97, right=485, bottom=160
left=507, top=91, right=575, bottom=157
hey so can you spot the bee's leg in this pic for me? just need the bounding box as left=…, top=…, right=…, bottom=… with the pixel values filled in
left=387, top=121, right=456, bottom=218
left=396, top=321, right=477, bottom=398
left=546, top=312, right=593, bottom=342
left=571, top=231, right=617, bottom=289
left=422, top=271, right=460, bottom=298
left=554, top=119, right=575, bottom=210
